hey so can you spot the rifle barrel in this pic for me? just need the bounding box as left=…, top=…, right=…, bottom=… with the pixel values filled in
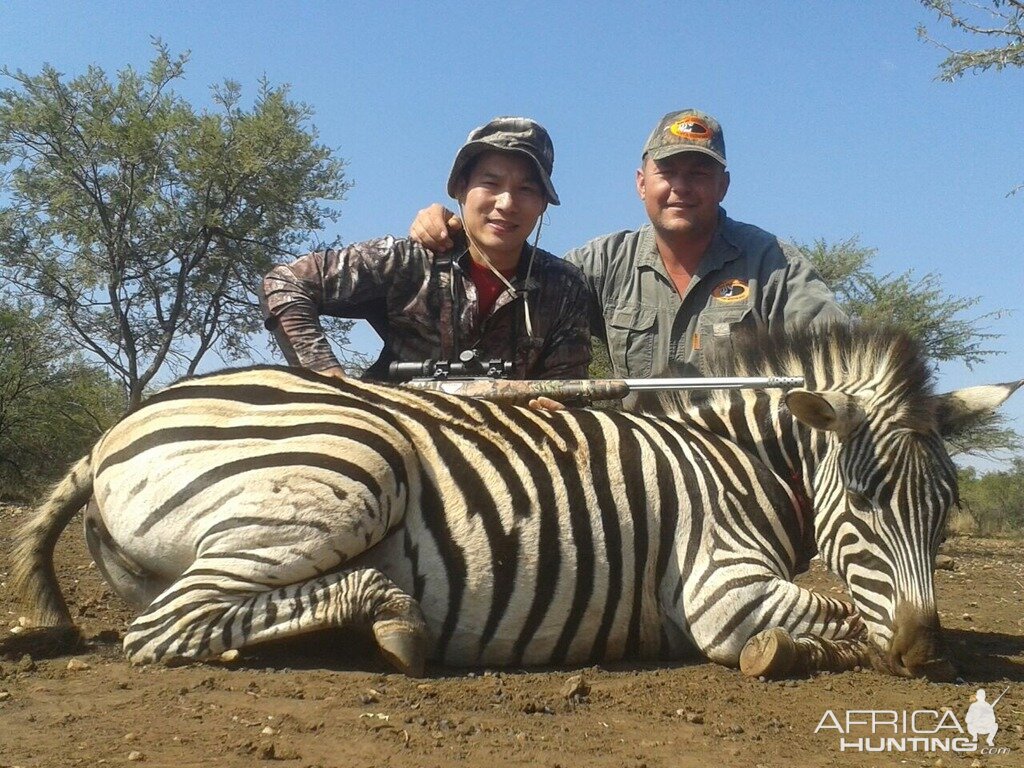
left=622, top=376, right=805, bottom=391
left=398, top=375, right=805, bottom=404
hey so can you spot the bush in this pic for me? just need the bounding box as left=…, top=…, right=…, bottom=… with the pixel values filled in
left=0, top=301, right=124, bottom=500
left=956, top=460, right=1024, bottom=536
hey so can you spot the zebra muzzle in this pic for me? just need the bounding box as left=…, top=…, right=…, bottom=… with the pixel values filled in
left=884, top=603, right=956, bottom=682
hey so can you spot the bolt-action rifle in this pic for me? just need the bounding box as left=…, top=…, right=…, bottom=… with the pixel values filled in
left=388, top=353, right=804, bottom=406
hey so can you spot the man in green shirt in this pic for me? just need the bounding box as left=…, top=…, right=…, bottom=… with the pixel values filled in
left=410, top=108, right=845, bottom=379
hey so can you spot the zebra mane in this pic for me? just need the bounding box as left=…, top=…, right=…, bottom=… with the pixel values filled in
left=634, top=322, right=939, bottom=431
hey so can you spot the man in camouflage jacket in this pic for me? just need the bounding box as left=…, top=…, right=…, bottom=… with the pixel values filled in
left=262, top=117, right=591, bottom=381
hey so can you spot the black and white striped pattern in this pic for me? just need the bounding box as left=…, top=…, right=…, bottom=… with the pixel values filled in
left=9, top=326, right=1019, bottom=675
left=636, top=324, right=1019, bottom=675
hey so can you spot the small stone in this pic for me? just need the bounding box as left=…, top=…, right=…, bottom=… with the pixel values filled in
left=934, top=555, right=955, bottom=571
left=0, top=691, right=11, bottom=702
left=260, top=726, right=277, bottom=736
left=257, top=742, right=276, bottom=760
left=269, top=743, right=301, bottom=760
left=359, top=693, right=378, bottom=704
left=123, top=733, right=136, bottom=742
left=17, top=616, right=32, bottom=628
left=17, top=655, right=36, bottom=673
left=561, top=674, right=590, bottom=700
left=127, top=751, right=144, bottom=762
left=962, top=613, right=973, bottom=621
left=730, top=724, right=744, bottom=734
left=219, top=649, right=240, bottom=662
left=686, top=713, right=704, bottom=724
left=66, top=659, right=91, bottom=672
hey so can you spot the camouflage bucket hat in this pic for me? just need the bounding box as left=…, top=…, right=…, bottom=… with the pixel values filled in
left=447, top=116, right=560, bottom=205
left=642, top=109, right=726, bottom=167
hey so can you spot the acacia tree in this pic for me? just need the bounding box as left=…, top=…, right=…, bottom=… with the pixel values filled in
left=800, top=236, right=1003, bottom=367
left=919, top=1, right=1024, bottom=194
left=0, top=44, right=351, bottom=408
left=918, top=0, right=1024, bottom=80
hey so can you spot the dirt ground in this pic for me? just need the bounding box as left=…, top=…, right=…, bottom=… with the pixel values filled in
left=1, top=503, right=1022, bottom=768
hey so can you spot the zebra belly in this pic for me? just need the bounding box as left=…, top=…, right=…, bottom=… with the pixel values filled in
left=91, top=438, right=410, bottom=587
left=356, top=511, right=666, bottom=668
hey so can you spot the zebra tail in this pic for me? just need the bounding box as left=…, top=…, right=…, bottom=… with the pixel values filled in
left=9, top=454, right=94, bottom=630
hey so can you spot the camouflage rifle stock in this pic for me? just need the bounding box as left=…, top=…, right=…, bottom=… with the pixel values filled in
left=398, top=375, right=805, bottom=406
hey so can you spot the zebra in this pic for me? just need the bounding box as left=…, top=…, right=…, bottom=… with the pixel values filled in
left=634, top=324, right=1021, bottom=678
left=4, top=324, right=1019, bottom=678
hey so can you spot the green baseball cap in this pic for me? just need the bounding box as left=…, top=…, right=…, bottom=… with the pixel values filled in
left=447, top=116, right=559, bottom=205
left=642, top=109, right=726, bottom=167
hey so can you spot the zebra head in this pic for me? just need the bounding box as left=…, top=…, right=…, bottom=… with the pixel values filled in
left=786, top=376, right=1022, bottom=680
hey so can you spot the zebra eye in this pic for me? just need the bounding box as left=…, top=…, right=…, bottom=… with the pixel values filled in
left=846, top=489, right=873, bottom=513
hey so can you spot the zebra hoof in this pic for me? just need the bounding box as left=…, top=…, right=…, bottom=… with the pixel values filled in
left=739, top=627, right=797, bottom=679
left=373, top=620, right=427, bottom=678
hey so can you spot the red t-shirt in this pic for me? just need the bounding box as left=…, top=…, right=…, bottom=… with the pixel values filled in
left=469, top=259, right=516, bottom=321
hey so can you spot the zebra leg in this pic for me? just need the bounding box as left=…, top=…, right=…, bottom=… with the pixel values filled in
left=739, top=628, right=874, bottom=678
left=694, top=576, right=870, bottom=678
left=84, top=498, right=170, bottom=610
left=687, top=575, right=865, bottom=672
left=123, top=564, right=429, bottom=676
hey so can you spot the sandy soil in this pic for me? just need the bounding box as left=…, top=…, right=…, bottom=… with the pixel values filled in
left=1, top=503, right=1022, bottom=768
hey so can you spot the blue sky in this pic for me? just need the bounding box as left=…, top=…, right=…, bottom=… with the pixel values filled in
left=2, top=1, right=1022, bottom=466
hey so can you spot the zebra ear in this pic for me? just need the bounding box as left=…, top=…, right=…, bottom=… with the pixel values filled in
left=931, top=380, right=1024, bottom=437
left=785, top=389, right=867, bottom=439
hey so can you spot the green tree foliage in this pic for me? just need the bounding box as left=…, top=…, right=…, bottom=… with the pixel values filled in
left=799, top=236, right=1020, bottom=458
left=588, top=337, right=613, bottom=379
left=0, top=300, right=124, bottom=499
left=0, top=43, right=351, bottom=408
left=800, top=236, right=1003, bottom=367
left=918, top=0, right=1024, bottom=81
left=957, top=460, right=1024, bottom=534
left=918, top=1, right=1024, bottom=195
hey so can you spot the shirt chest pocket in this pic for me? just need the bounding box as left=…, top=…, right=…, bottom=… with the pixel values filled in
left=695, top=301, right=754, bottom=373
left=606, top=307, right=657, bottom=377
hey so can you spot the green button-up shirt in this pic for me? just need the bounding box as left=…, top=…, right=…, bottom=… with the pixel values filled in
left=565, top=210, right=846, bottom=378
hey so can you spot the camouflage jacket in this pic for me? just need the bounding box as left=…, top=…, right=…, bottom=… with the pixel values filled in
left=262, top=237, right=592, bottom=380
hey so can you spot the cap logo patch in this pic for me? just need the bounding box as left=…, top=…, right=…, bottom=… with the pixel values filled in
left=711, top=279, right=749, bottom=303
left=669, top=117, right=712, bottom=142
